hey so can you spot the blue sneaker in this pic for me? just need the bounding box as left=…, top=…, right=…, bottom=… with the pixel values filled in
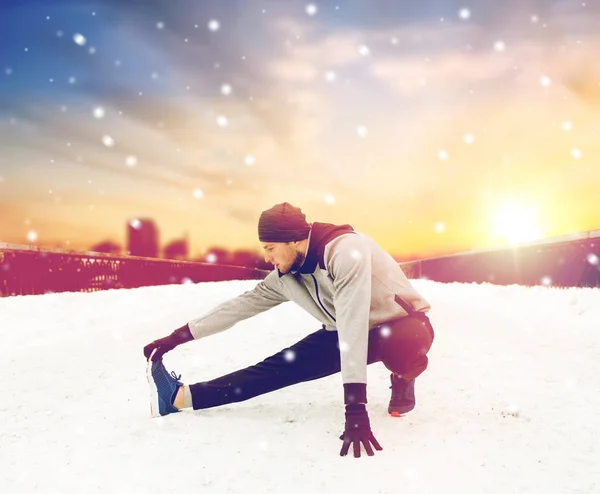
left=146, top=356, right=183, bottom=418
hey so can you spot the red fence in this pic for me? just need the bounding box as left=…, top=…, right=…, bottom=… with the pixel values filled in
left=0, top=245, right=268, bottom=297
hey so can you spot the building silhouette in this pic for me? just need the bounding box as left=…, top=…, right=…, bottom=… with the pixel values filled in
left=127, top=218, right=159, bottom=258
left=90, top=240, right=121, bottom=255
left=163, top=237, right=189, bottom=260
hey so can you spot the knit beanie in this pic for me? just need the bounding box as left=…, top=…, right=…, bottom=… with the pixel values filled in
left=258, top=202, right=311, bottom=242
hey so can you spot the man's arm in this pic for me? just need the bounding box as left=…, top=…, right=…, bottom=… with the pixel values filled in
left=187, top=271, right=288, bottom=339
left=144, top=271, right=288, bottom=360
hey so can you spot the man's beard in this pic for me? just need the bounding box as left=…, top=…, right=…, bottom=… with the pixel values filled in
left=288, top=250, right=306, bottom=273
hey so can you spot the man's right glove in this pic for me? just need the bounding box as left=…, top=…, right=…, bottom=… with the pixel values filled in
left=339, top=404, right=383, bottom=458
left=143, top=324, right=194, bottom=361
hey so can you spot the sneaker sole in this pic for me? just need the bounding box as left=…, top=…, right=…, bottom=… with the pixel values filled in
left=146, top=350, right=161, bottom=418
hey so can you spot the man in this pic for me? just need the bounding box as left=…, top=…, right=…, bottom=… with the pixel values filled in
left=144, top=202, right=434, bottom=458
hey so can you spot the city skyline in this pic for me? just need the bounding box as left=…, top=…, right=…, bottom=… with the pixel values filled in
left=1, top=0, right=600, bottom=259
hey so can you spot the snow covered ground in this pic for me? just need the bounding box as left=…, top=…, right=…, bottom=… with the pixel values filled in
left=2, top=279, right=599, bottom=493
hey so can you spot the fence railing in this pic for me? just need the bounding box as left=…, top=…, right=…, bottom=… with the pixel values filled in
left=0, top=245, right=268, bottom=297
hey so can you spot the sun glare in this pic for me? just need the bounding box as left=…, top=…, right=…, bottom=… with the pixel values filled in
left=491, top=201, right=542, bottom=245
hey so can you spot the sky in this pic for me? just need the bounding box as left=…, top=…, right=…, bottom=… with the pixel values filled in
left=1, top=0, right=600, bottom=259
left=1, top=278, right=599, bottom=492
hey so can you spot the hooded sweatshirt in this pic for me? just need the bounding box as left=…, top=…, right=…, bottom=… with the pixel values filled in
left=188, top=222, right=430, bottom=404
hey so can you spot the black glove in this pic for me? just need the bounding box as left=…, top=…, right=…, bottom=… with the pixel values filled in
left=143, top=324, right=194, bottom=361
left=339, top=404, right=383, bottom=458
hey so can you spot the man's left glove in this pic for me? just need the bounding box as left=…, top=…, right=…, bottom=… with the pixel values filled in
left=143, top=324, right=194, bottom=361
left=339, top=404, right=383, bottom=458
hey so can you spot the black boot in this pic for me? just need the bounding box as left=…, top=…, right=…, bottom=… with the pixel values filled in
left=388, top=374, right=416, bottom=416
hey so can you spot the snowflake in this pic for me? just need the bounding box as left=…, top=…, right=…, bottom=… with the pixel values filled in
left=206, top=253, right=217, bottom=263
left=244, top=154, right=255, bottom=166
left=125, top=156, right=138, bottom=167
left=68, top=76, right=77, bottom=84
left=180, top=277, right=193, bottom=284
left=283, top=349, right=296, bottom=362
left=350, top=249, right=362, bottom=260
left=129, top=218, right=142, bottom=229
left=27, top=230, right=38, bottom=242
left=540, top=276, right=552, bottom=286
left=73, top=33, right=86, bottom=46
left=193, top=188, right=204, bottom=199
left=208, top=19, right=220, bottom=31
left=571, top=148, right=582, bottom=159
left=5, top=67, right=13, bottom=76
left=216, top=116, right=228, bottom=127
left=101, top=135, right=115, bottom=148
left=540, top=75, right=551, bottom=87
left=325, top=70, right=336, bottom=82
left=463, top=133, right=475, bottom=144
left=458, top=8, right=471, bottom=20
left=93, top=106, right=105, bottom=119
left=435, top=222, right=445, bottom=233
left=156, top=21, right=165, bottom=30
left=356, top=125, right=368, bottom=138
left=380, top=326, right=391, bottom=337
left=89, top=47, right=96, bottom=55
left=324, top=194, right=336, bottom=205
left=220, top=83, right=232, bottom=95
left=586, top=253, right=599, bottom=266
left=494, top=40, right=506, bottom=52
left=437, top=150, right=449, bottom=160
left=306, top=4, right=318, bottom=16
left=358, top=44, right=370, bottom=56
left=562, top=121, right=573, bottom=131
left=531, top=15, right=539, bottom=23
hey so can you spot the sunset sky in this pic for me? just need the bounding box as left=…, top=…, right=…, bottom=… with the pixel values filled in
left=1, top=0, right=599, bottom=259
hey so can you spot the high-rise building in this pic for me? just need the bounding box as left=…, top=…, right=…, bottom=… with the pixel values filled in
left=127, top=218, right=159, bottom=258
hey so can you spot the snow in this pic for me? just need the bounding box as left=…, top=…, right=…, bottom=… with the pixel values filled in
left=2, top=279, right=600, bottom=493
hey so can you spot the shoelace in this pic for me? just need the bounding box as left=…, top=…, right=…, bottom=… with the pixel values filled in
left=170, top=371, right=182, bottom=381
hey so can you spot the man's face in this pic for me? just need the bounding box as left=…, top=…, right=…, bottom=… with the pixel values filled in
left=261, top=241, right=304, bottom=274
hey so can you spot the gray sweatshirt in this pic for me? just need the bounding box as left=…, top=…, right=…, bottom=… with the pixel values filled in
left=188, top=222, right=430, bottom=390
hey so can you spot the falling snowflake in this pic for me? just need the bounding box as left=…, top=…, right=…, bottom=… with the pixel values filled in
left=571, top=148, right=582, bottom=159
left=587, top=253, right=599, bottom=266
left=56, top=30, right=64, bottom=37
left=390, top=37, right=399, bottom=45
left=435, top=222, right=446, bottom=233
left=89, top=47, right=96, bottom=55
left=125, top=156, right=138, bottom=167
left=540, top=75, right=551, bottom=87
left=380, top=326, right=391, bottom=337
left=180, top=277, right=193, bottom=284
left=463, top=133, right=475, bottom=144
left=324, top=194, right=336, bottom=205
left=5, top=67, right=13, bottom=76
left=27, top=230, right=38, bottom=242
left=193, top=188, right=204, bottom=199
left=458, top=8, right=471, bottom=20
left=338, top=340, right=350, bottom=352
left=283, top=349, right=296, bottom=362
left=73, top=33, right=86, bottom=46
left=358, top=44, right=370, bottom=56
left=101, top=135, right=115, bottom=148
left=531, top=15, right=539, bottom=23
left=305, top=3, right=318, bottom=15
left=244, top=154, right=255, bottom=166
left=221, top=83, right=232, bottom=95
left=494, top=40, right=506, bottom=52
left=350, top=249, right=362, bottom=260
left=216, top=116, right=228, bottom=127
left=562, top=121, right=573, bottom=131
left=438, top=150, right=449, bottom=160
left=541, top=276, right=552, bottom=286
left=206, top=253, right=217, bottom=263
left=68, top=76, right=77, bottom=84
left=208, top=19, right=220, bottom=31
left=325, top=70, right=336, bottom=82
left=93, top=106, right=105, bottom=119
left=129, top=219, right=141, bottom=229
left=356, top=125, right=368, bottom=138
left=156, top=21, right=165, bottom=30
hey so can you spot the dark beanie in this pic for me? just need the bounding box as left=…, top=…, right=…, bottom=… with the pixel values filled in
left=258, top=202, right=311, bottom=242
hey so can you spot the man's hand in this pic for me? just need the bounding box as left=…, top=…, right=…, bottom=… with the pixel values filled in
left=143, top=324, right=194, bottom=361
left=339, top=404, right=383, bottom=458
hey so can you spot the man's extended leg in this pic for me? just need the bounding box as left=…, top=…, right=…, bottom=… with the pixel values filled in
left=187, top=327, right=344, bottom=410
